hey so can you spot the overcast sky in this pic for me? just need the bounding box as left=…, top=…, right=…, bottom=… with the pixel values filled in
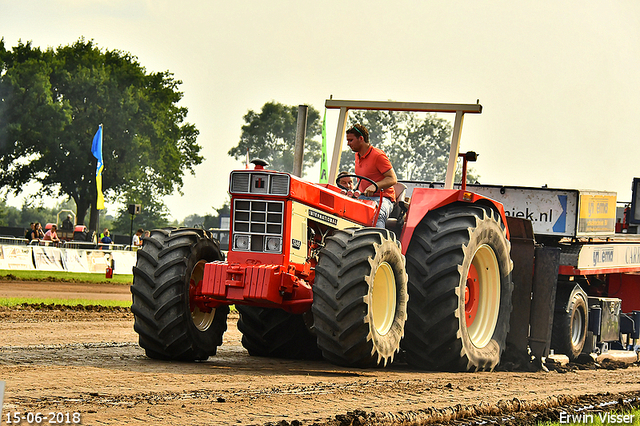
left=2, top=1, right=639, bottom=221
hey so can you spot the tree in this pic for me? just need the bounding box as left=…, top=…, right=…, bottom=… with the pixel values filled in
left=338, top=110, right=479, bottom=183
left=182, top=200, right=230, bottom=229
left=109, top=188, right=173, bottom=236
left=0, top=201, right=21, bottom=227
left=228, top=102, right=322, bottom=173
left=0, top=38, right=202, bottom=232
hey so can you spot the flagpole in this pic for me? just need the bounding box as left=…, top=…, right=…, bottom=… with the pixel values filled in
left=97, top=124, right=102, bottom=233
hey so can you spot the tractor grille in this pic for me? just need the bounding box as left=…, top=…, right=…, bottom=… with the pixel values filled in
left=232, top=199, right=284, bottom=253
left=230, top=171, right=290, bottom=196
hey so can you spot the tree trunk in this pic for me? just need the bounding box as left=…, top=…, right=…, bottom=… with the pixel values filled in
left=75, top=197, right=90, bottom=226
left=89, top=204, right=100, bottom=234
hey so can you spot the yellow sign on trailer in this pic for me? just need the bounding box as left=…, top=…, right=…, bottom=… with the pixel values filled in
left=577, top=191, right=617, bottom=235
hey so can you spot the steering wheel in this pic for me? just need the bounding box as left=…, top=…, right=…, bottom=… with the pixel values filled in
left=335, top=174, right=383, bottom=227
left=335, top=174, right=379, bottom=194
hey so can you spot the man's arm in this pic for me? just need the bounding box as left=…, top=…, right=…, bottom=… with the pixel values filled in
left=363, top=168, right=397, bottom=197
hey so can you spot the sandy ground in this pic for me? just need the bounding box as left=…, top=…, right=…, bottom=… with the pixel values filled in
left=0, top=281, right=132, bottom=301
left=1, top=280, right=640, bottom=426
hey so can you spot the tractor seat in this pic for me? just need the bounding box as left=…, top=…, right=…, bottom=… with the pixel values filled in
left=385, top=182, right=408, bottom=234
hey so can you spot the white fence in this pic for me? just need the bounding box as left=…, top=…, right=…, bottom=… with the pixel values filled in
left=0, top=239, right=137, bottom=275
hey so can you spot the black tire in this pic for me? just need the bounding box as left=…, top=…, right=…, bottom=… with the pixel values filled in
left=131, top=227, right=229, bottom=361
left=403, top=204, right=513, bottom=371
left=236, top=306, right=322, bottom=359
left=312, top=228, right=408, bottom=368
left=551, top=284, right=588, bottom=361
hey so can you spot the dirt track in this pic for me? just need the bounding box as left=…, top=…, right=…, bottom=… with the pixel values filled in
left=2, top=281, right=640, bottom=425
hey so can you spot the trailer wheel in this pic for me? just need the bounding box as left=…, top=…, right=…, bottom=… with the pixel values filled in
left=131, top=228, right=228, bottom=361
left=236, top=306, right=322, bottom=359
left=403, top=204, right=513, bottom=371
left=551, top=284, right=588, bottom=361
left=312, top=228, right=408, bottom=367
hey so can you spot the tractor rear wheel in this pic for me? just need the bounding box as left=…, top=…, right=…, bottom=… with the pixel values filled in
left=403, top=204, right=513, bottom=371
left=551, top=284, right=588, bottom=361
left=236, top=306, right=321, bottom=359
left=312, top=228, right=408, bottom=367
left=131, top=228, right=228, bottom=361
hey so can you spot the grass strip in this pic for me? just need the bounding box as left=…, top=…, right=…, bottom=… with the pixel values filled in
left=0, top=269, right=132, bottom=285
left=0, top=297, right=131, bottom=308
left=541, top=408, right=640, bottom=425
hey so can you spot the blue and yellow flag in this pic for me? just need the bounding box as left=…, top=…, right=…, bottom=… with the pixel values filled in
left=319, top=110, right=328, bottom=183
left=91, top=124, right=105, bottom=210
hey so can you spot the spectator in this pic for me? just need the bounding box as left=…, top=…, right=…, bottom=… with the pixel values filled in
left=143, top=230, right=150, bottom=239
left=43, top=224, right=60, bottom=242
left=132, top=228, right=144, bottom=247
left=25, top=223, right=35, bottom=242
left=100, top=230, right=113, bottom=244
left=99, top=227, right=109, bottom=240
left=32, top=223, right=45, bottom=240
left=62, top=215, right=74, bottom=231
left=337, top=171, right=354, bottom=190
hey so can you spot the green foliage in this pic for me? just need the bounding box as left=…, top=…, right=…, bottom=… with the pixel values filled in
left=182, top=201, right=231, bottom=229
left=0, top=38, right=202, bottom=231
left=228, top=102, right=322, bottom=173
left=0, top=198, right=68, bottom=228
left=338, top=110, right=479, bottom=183
left=109, top=188, right=172, bottom=235
left=0, top=196, right=116, bottom=231
left=0, top=200, right=21, bottom=227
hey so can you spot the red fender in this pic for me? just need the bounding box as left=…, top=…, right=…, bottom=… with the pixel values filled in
left=399, top=188, right=510, bottom=255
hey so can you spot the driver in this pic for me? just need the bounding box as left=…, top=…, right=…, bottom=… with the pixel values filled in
left=62, top=214, right=74, bottom=231
left=346, top=124, right=397, bottom=228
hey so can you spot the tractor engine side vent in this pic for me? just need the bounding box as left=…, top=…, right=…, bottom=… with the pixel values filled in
left=270, top=175, right=289, bottom=195
left=230, top=171, right=290, bottom=196
left=230, top=173, right=250, bottom=193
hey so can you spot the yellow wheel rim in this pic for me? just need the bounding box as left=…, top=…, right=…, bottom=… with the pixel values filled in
left=466, top=244, right=500, bottom=348
left=189, top=260, right=215, bottom=331
left=371, top=261, right=396, bottom=335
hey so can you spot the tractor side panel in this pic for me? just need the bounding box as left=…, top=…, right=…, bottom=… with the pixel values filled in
left=289, top=203, right=308, bottom=265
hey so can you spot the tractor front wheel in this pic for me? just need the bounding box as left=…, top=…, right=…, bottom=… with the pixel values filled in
left=131, top=228, right=229, bottom=361
left=312, top=228, right=408, bottom=368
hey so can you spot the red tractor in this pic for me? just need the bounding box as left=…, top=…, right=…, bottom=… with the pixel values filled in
left=44, top=210, right=95, bottom=242
left=131, top=100, right=514, bottom=371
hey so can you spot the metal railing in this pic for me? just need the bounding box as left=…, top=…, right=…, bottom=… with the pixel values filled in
left=0, top=236, right=28, bottom=246
left=10, top=239, right=135, bottom=251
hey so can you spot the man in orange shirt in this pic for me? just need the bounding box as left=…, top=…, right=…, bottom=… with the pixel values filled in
left=346, top=124, right=397, bottom=228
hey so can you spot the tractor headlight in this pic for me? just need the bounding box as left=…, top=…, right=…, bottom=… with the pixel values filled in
left=234, top=234, right=250, bottom=251
left=265, top=236, right=282, bottom=253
